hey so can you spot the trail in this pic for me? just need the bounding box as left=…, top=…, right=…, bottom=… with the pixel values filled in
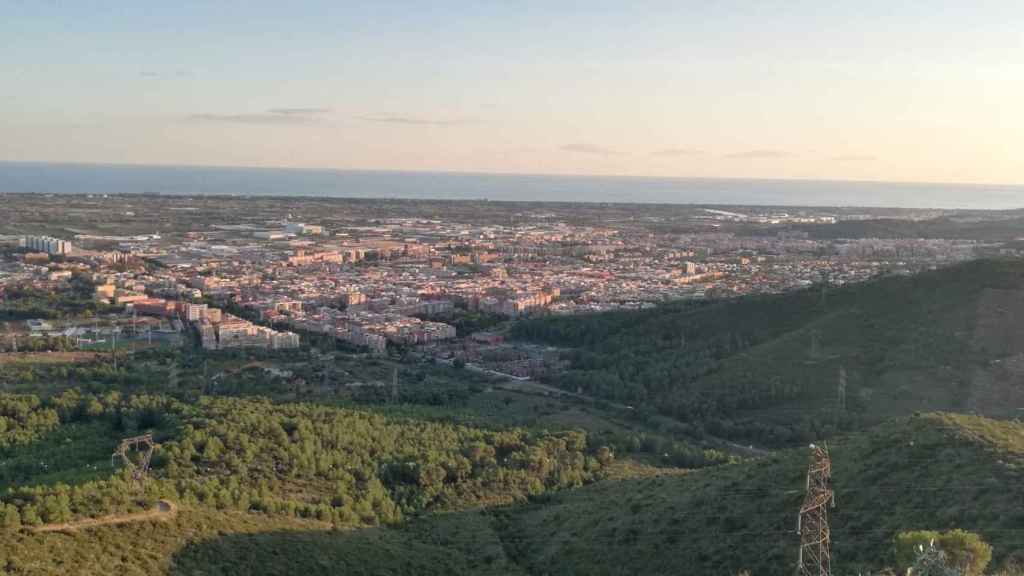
left=31, top=500, right=177, bottom=533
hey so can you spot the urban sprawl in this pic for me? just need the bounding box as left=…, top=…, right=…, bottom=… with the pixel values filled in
left=0, top=196, right=987, bottom=376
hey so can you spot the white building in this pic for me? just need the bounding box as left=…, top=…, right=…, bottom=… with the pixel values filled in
left=24, top=235, right=72, bottom=255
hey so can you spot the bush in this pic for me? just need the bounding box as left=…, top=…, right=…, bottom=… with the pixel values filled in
left=895, top=530, right=992, bottom=576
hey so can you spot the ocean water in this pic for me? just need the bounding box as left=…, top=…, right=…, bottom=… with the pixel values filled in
left=1, top=161, right=1022, bottom=210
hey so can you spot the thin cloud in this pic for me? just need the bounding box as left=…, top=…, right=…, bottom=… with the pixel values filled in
left=359, top=114, right=470, bottom=126
left=269, top=107, right=331, bottom=116
left=830, top=154, right=877, bottom=162
left=724, top=149, right=792, bottom=160
left=561, top=143, right=620, bottom=156
left=651, top=148, right=704, bottom=157
left=186, top=107, right=330, bottom=125
left=141, top=69, right=193, bottom=79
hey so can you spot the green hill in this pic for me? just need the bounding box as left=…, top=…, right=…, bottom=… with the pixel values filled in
left=512, top=258, right=1024, bottom=445
left=791, top=215, right=1024, bottom=241
left=2, top=412, right=1021, bottom=575
left=1, top=507, right=525, bottom=576
left=491, top=412, right=1024, bottom=576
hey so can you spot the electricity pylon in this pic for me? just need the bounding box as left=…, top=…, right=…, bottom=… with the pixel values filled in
left=797, top=444, right=835, bottom=576
left=112, top=433, right=158, bottom=488
left=391, top=367, right=399, bottom=403
left=807, top=329, right=821, bottom=361
left=837, top=366, right=847, bottom=412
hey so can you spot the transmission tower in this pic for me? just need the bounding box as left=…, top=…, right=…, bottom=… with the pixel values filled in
left=797, top=444, right=835, bottom=576
left=819, top=270, right=830, bottom=309
left=809, top=329, right=821, bottom=360
left=112, top=433, right=158, bottom=488
left=837, top=366, right=847, bottom=412
left=391, top=367, right=399, bottom=403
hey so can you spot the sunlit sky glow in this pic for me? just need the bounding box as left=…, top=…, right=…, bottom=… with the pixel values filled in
left=3, top=1, right=1023, bottom=184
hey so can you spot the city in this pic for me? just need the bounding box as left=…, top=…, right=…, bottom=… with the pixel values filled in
left=5, top=2, right=1024, bottom=571
left=0, top=193, right=994, bottom=375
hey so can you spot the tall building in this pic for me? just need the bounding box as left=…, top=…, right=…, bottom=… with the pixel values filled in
left=24, top=235, right=73, bottom=255
left=183, top=303, right=208, bottom=322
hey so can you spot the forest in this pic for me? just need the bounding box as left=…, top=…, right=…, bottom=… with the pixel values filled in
left=512, top=258, right=1024, bottom=446
left=0, top=389, right=610, bottom=531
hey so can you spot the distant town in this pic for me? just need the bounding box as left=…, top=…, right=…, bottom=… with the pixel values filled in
left=1, top=193, right=1016, bottom=377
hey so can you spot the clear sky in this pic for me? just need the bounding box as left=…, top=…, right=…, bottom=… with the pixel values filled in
left=3, top=1, right=1023, bottom=184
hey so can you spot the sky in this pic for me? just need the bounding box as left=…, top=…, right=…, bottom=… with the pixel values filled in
left=2, top=1, right=1023, bottom=184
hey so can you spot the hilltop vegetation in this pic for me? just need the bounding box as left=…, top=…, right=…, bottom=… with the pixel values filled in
left=0, top=390, right=609, bottom=533
left=490, top=412, right=1024, bottom=576
left=1, top=412, right=1021, bottom=575
left=513, top=258, right=1024, bottom=445
left=0, top=395, right=59, bottom=449
left=793, top=215, right=1024, bottom=241
left=0, top=337, right=734, bottom=472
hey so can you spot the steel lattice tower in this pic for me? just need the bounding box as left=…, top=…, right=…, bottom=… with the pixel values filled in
left=112, top=433, right=158, bottom=488
left=797, top=444, right=834, bottom=576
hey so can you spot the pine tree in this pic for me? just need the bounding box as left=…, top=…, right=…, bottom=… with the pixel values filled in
left=2, top=504, right=21, bottom=531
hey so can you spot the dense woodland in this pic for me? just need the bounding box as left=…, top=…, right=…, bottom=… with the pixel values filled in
left=1, top=409, right=1021, bottom=575
left=0, top=390, right=610, bottom=531
left=513, top=259, right=1024, bottom=446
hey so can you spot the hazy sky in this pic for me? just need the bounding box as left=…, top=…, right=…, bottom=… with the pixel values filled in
left=3, top=1, right=1023, bottom=184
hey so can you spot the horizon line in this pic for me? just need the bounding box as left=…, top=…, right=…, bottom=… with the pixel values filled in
left=2, top=158, right=1023, bottom=192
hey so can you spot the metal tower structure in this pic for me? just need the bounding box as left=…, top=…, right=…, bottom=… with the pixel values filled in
left=112, top=433, right=158, bottom=487
left=809, top=329, right=821, bottom=360
left=797, top=444, right=835, bottom=576
left=819, top=270, right=830, bottom=309
left=837, top=366, right=847, bottom=412
left=391, top=367, right=399, bottom=403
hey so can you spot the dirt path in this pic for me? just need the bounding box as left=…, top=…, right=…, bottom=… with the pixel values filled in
left=0, top=351, right=102, bottom=365
left=31, top=500, right=177, bottom=533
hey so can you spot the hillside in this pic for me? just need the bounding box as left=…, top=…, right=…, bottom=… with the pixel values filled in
left=492, top=412, right=1024, bottom=576
left=1, top=413, right=1021, bottom=575
left=1, top=507, right=525, bottom=576
left=0, top=391, right=608, bottom=541
left=512, top=258, right=1024, bottom=445
left=792, top=215, right=1024, bottom=241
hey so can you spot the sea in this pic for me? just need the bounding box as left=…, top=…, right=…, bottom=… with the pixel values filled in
left=1, top=161, right=1022, bottom=210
